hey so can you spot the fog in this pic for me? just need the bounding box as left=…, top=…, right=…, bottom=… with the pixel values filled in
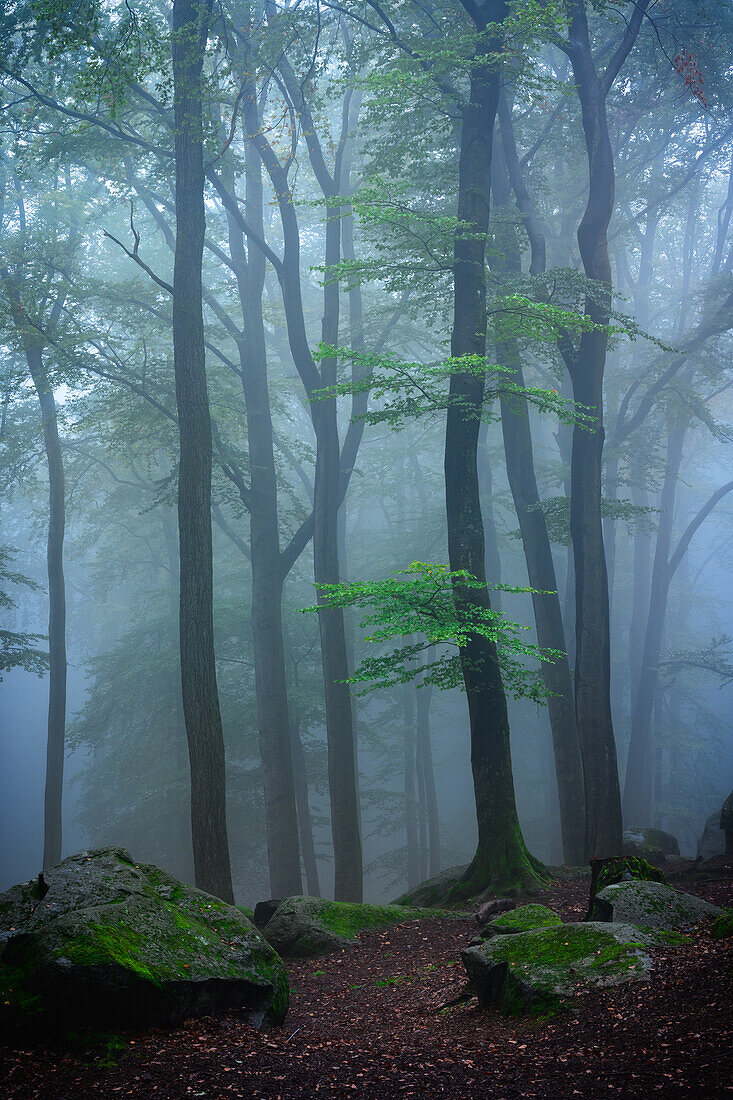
left=1, top=0, right=732, bottom=909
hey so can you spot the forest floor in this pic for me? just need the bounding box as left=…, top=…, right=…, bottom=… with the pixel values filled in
left=2, top=857, right=731, bottom=1099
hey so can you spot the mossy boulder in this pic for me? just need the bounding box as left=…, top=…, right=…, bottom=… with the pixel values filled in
left=479, top=904, right=562, bottom=939
left=391, top=866, right=468, bottom=909
left=586, top=855, right=667, bottom=919
left=462, top=922, right=655, bottom=1017
left=594, top=880, right=721, bottom=930
left=0, top=848, right=288, bottom=1042
left=623, top=827, right=680, bottom=864
left=263, top=896, right=459, bottom=957
left=711, top=910, right=733, bottom=939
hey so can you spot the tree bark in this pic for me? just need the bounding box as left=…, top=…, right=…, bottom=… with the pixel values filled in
left=27, top=351, right=67, bottom=870
left=222, top=91, right=303, bottom=896
left=491, top=130, right=586, bottom=866
left=172, top=0, right=233, bottom=902
left=445, top=0, right=546, bottom=896
left=403, top=685, right=420, bottom=889
left=558, top=0, right=652, bottom=857
left=415, top=678, right=440, bottom=877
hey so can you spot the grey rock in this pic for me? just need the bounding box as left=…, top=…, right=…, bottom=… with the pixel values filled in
left=698, top=812, right=725, bottom=859
left=0, top=847, right=288, bottom=1040
left=623, top=827, right=680, bottom=863
left=594, top=879, right=721, bottom=929
left=391, top=866, right=468, bottom=908
left=263, top=896, right=458, bottom=958
left=462, top=922, right=655, bottom=1016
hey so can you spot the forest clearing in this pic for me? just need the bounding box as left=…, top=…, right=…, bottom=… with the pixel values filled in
left=2, top=855, right=731, bottom=1098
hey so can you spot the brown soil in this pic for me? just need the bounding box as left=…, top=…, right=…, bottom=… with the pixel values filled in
left=2, top=858, right=731, bottom=1099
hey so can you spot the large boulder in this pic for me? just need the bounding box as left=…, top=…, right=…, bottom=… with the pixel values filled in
left=0, top=848, right=288, bottom=1041
left=594, top=879, right=721, bottom=930
left=623, top=827, right=680, bottom=863
left=263, top=896, right=457, bottom=957
left=392, top=866, right=468, bottom=908
left=462, top=922, right=655, bottom=1017
left=698, top=812, right=725, bottom=859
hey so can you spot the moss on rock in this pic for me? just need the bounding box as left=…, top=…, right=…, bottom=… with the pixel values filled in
left=264, top=896, right=464, bottom=957
left=0, top=848, right=289, bottom=1042
left=462, top=922, right=655, bottom=1017
left=594, top=880, right=721, bottom=930
left=710, top=910, right=733, bottom=939
left=482, top=904, right=562, bottom=937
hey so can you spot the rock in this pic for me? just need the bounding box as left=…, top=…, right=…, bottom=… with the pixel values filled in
left=0, top=847, right=288, bottom=1041
left=470, top=903, right=562, bottom=945
left=586, top=856, right=666, bottom=919
left=698, top=812, right=725, bottom=859
left=391, top=866, right=468, bottom=908
left=462, top=922, right=655, bottom=1016
left=711, top=910, right=733, bottom=939
left=720, top=791, right=733, bottom=855
left=475, top=898, right=516, bottom=926
left=253, top=899, right=283, bottom=929
left=594, top=879, right=721, bottom=929
left=623, top=827, right=680, bottom=863
left=485, top=903, right=562, bottom=936
left=263, top=896, right=458, bottom=957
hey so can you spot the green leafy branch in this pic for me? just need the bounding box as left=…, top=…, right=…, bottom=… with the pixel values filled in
left=310, top=344, right=596, bottom=430
left=301, top=562, right=563, bottom=703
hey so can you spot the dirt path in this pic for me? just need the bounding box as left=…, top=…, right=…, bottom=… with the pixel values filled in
left=3, top=868, right=731, bottom=1098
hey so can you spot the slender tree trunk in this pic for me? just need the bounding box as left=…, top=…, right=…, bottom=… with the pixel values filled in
left=560, top=2, right=642, bottom=858
left=628, top=482, right=652, bottom=714
left=172, top=0, right=233, bottom=902
left=415, top=678, right=440, bottom=876
left=224, top=95, right=302, bottom=896
left=290, top=714, right=321, bottom=896
left=25, top=351, right=66, bottom=870
left=314, top=200, right=362, bottom=901
left=162, top=510, right=194, bottom=882
left=623, top=419, right=685, bottom=824
left=403, top=686, right=420, bottom=889
left=491, top=135, right=586, bottom=866
left=445, top=0, right=546, bottom=896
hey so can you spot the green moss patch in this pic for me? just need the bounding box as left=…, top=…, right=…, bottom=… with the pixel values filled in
left=485, top=904, right=562, bottom=936
left=462, top=922, right=653, bottom=1017
left=711, top=910, right=733, bottom=939
left=264, top=896, right=466, bottom=958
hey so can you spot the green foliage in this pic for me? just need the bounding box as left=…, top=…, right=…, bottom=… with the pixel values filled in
left=312, top=344, right=595, bottom=431
left=0, top=546, right=48, bottom=680
left=512, top=495, right=659, bottom=546
left=303, top=562, right=563, bottom=703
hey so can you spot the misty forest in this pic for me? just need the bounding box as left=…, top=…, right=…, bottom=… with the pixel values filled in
left=0, top=0, right=732, bottom=1096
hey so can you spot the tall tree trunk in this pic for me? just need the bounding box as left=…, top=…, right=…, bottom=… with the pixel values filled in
left=26, top=351, right=66, bottom=870
left=558, top=0, right=652, bottom=857
left=445, top=0, right=546, bottom=896
left=314, top=199, right=363, bottom=901
left=415, top=678, right=440, bottom=876
left=223, top=93, right=302, bottom=896
left=491, top=132, right=586, bottom=866
left=172, top=0, right=233, bottom=902
left=623, top=418, right=685, bottom=825
left=403, top=686, right=420, bottom=890
left=290, top=715, right=321, bottom=896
